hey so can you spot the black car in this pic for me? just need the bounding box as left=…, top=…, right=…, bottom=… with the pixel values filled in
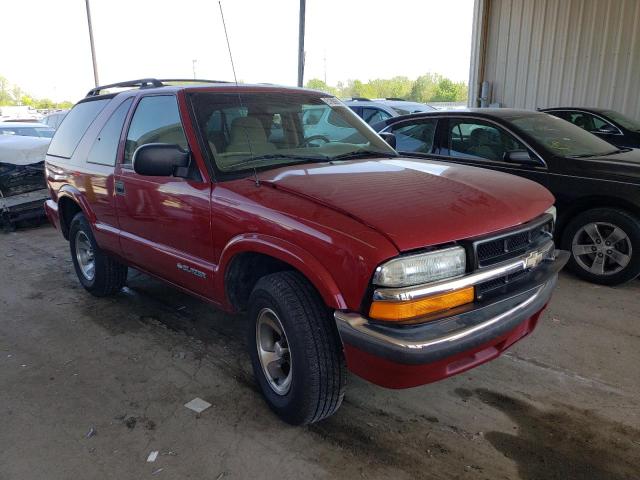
left=540, top=107, right=640, bottom=149
left=374, top=109, right=640, bottom=285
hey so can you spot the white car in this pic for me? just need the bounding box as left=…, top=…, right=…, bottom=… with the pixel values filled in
left=0, top=121, right=55, bottom=139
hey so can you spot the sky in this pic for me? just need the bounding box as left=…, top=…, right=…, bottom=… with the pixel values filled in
left=1, top=0, right=475, bottom=103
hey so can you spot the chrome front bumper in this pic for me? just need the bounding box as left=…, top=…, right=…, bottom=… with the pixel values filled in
left=334, top=249, right=570, bottom=365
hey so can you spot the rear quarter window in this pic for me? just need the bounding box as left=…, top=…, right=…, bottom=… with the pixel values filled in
left=87, top=98, right=133, bottom=166
left=47, top=99, right=110, bottom=158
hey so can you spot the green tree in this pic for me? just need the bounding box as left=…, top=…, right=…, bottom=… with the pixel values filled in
left=409, top=73, right=440, bottom=102
left=305, top=78, right=339, bottom=96
left=308, top=73, right=468, bottom=104
left=0, top=75, right=13, bottom=105
left=0, top=74, right=74, bottom=109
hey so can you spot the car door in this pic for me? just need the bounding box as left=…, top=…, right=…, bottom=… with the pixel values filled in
left=434, top=117, right=549, bottom=188
left=114, top=94, right=214, bottom=298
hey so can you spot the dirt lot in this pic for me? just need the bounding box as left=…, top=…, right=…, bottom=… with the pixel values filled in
left=1, top=224, right=639, bottom=480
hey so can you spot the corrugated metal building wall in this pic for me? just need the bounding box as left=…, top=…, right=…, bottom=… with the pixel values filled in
left=469, top=0, right=640, bottom=120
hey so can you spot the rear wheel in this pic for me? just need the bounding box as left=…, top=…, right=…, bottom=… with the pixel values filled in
left=247, top=271, right=346, bottom=425
left=561, top=208, right=640, bottom=285
left=69, top=212, right=127, bottom=296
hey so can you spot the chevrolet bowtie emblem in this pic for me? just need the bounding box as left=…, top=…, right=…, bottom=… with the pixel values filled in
left=524, top=250, right=545, bottom=269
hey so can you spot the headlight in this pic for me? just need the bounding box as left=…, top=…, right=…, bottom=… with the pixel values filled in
left=373, top=246, right=466, bottom=287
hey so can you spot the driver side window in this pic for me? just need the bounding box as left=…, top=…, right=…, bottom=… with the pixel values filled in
left=447, top=119, right=527, bottom=162
left=124, top=95, right=188, bottom=165
left=566, top=112, right=617, bottom=133
left=389, top=119, right=437, bottom=153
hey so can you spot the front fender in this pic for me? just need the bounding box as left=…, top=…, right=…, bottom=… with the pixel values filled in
left=217, top=233, right=347, bottom=310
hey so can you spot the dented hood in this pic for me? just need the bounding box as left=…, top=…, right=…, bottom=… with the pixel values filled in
left=257, top=158, right=554, bottom=252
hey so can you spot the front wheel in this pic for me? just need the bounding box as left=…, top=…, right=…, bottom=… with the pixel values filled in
left=561, top=208, right=640, bottom=285
left=247, top=271, right=346, bottom=425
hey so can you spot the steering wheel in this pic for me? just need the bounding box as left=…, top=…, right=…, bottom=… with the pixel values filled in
left=301, top=135, right=331, bottom=147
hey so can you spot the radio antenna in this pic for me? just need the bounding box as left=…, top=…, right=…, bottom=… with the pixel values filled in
left=218, top=1, right=259, bottom=186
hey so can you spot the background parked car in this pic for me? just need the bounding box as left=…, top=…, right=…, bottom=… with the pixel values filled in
left=0, top=122, right=55, bottom=138
left=375, top=109, right=640, bottom=285
left=541, top=107, right=640, bottom=149
left=304, top=97, right=435, bottom=141
left=344, top=97, right=435, bottom=125
left=0, top=135, right=50, bottom=229
left=40, top=111, right=69, bottom=130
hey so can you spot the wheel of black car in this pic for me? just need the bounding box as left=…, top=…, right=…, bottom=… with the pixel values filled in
left=247, top=271, right=346, bottom=425
left=561, top=208, right=640, bottom=285
left=69, top=212, right=128, bottom=296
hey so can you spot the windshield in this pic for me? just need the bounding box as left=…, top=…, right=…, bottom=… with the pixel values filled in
left=509, top=113, right=619, bottom=157
left=601, top=110, right=640, bottom=132
left=34, top=127, right=54, bottom=138
left=191, top=92, right=397, bottom=173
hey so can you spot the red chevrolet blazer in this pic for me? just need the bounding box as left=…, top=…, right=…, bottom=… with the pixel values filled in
left=44, top=79, right=568, bottom=425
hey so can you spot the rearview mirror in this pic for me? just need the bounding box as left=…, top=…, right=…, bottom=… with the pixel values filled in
left=378, top=132, right=397, bottom=149
left=504, top=150, right=540, bottom=166
left=133, top=143, right=190, bottom=177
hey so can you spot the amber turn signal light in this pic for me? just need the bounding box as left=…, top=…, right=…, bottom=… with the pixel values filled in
left=369, top=286, right=475, bottom=322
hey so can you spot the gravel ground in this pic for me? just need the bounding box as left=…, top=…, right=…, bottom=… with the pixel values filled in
left=1, top=224, right=639, bottom=480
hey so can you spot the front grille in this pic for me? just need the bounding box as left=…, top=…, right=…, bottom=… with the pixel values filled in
left=476, top=269, right=529, bottom=299
left=474, top=216, right=553, bottom=268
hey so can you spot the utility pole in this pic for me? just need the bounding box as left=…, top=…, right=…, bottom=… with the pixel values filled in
left=85, top=0, right=99, bottom=87
left=297, top=0, right=306, bottom=87
left=323, top=52, right=327, bottom=84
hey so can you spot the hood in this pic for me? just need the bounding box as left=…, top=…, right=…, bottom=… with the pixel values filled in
left=561, top=148, right=640, bottom=183
left=0, top=136, right=49, bottom=197
left=257, top=158, right=554, bottom=252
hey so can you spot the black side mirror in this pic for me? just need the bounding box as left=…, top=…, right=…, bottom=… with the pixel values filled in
left=378, top=132, right=397, bottom=149
left=504, top=150, right=540, bottom=166
left=133, top=143, right=190, bottom=177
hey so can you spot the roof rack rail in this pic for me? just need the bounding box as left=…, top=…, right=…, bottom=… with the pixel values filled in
left=345, top=97, right=371, bottom=102
left=385, top=97, right=406, bottom=101
left=86, top=78, right=231, bottom=97
left=158, top=78, right=231, bottom=85
left=86, top=78, right=163, bottom=97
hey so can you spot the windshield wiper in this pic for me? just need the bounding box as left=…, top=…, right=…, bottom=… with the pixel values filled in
left=330, top=150, right=397, bottom=161
left=224, top=153, right=331, bottom=171
left=569, top=153, right=600, bottom=158
left=571, top=148, right=631, bottom=158
left=249, top=153, right=329, bottom=163
left=603, top=148, right=632, bottom=155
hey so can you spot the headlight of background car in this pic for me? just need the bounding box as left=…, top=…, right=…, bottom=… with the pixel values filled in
left=373, top=246, right=466, bottom=288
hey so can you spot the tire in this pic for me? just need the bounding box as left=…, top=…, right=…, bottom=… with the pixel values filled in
left=69, top=212, right=128, bottom=296
left=247, top=271, right=346, bottom=425
left=561, top=208, right=640, bottom=285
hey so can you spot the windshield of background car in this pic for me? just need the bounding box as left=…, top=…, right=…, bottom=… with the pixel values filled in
left=190, top=91, right=397, bottom=173
left=509, top=113, right=618, bottom=157
left=601, top=110, right=640, bottom=132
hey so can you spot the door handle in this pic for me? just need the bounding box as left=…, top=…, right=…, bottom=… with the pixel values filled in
left=115, top=180, right=125, bottom=196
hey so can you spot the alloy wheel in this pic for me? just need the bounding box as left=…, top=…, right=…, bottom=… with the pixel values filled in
left=571, top=222, right=632, bottom=276
left=255, top=307, right=292, bottom=395
left=75, top=230, right=95, bottom=281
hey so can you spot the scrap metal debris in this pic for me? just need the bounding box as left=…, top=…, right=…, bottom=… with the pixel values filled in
left=147, top=451, right=159, bottom=463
